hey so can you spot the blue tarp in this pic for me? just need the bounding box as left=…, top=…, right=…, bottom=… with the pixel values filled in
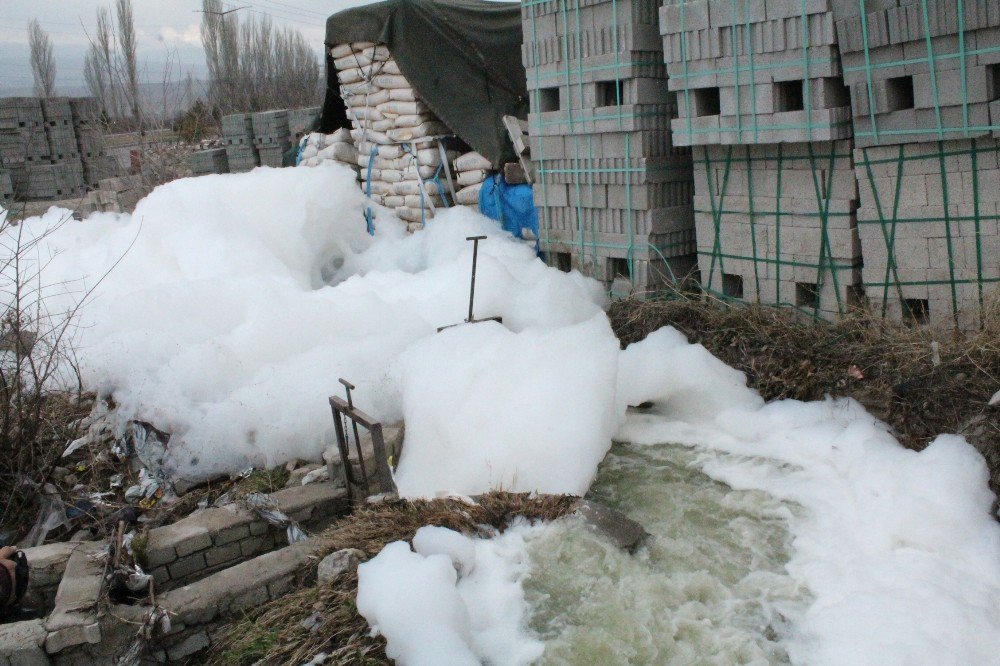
left=478, top=174, right=538, bottom=249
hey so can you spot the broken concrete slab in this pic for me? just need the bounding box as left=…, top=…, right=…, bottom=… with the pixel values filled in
left=19, top=541, right=85, bottom=610
left=0, top=619, right=47, bottom=665
left=43, top=541, right=105, bottom=654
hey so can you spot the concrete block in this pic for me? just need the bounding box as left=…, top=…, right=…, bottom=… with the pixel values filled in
left=164, top=629, right=210, bottom=661
left=0, top=620, right=47, bottom=664
left=44, top=542, right=104, bottom=654
left=167, top=552, right=207, bottom=581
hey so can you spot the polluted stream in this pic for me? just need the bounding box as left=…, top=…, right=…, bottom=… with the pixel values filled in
left=523, top=442, right=811, bottom=665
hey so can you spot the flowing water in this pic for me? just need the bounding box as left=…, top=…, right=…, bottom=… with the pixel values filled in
left=523, top=442, right=810, bottom=665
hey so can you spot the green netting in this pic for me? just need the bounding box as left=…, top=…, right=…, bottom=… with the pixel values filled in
left=844, top=0, right=1000, bottom=142
left=696, top=141, right=861, bottom=319
left=524, top=0, right=696, bottom=297
left=855, top=136, right=1000, bottom=328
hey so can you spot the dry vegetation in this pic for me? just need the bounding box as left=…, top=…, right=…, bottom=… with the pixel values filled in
left=608, top=293, right=1000, bottom=500
left=204, top=493, right=580, bottom=666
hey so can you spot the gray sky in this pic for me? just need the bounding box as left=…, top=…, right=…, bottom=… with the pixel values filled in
left=1, top=0, right=375, bottom=91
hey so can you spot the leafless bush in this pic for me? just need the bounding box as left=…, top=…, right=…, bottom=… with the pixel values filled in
left=0, top=210, right=88, bottom=541
left=201, top=0, right=320, bottom=114
left=28, top=20, right=56, bottom=98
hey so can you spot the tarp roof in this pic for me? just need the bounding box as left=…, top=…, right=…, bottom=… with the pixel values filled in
left=322, top=0, right=528, bottom=167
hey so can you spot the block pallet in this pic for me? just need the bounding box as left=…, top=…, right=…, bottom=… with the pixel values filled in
left=523, top=0, right=698, bottom=296
left=831, top=0, right=1000, bottom=147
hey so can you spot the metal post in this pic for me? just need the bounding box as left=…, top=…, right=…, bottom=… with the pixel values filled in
left=339, top=379, right=369, bottom=491
left=467, top=235, right=487, bottom=322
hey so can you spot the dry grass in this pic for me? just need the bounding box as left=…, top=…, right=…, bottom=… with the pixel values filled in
left=608, top=293, right=1000, bottom=501
left=203, top=492, right=580, bottom=666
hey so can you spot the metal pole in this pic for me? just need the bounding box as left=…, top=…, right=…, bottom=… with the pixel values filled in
left=339, top=379, right=369, bottom=492
left=467, top=235, right=486, bottom=322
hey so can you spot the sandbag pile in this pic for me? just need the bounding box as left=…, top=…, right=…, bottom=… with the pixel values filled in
left=331, top=41, right=460, bottom=230
left=452, top=151, right=492, bottom=210
left=298, top=128, right=359, bottom=171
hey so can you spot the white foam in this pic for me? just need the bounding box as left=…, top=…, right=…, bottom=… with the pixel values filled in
left=4, top=164, right=612, bottom=492
left=617, top=331, right=1000, bottom=666
left=358, top=524, right=544, bottom=666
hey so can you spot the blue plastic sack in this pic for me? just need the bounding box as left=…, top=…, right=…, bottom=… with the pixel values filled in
left=478, top=174, right=538, bottom=250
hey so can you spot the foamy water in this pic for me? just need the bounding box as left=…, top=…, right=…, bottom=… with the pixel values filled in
left=524, top=442, right=810, bottom=665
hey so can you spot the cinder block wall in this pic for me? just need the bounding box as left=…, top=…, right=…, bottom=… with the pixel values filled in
left=524, top=0, right=698, bottom=296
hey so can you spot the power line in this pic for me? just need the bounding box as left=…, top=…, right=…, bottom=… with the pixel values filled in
left=251, top=0, right=327, bottom=20
left=221, top=1, right=325, bottom=28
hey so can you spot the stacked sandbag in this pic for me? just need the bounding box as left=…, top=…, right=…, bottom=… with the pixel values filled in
left=452, top=151, right=492, bottom=210
left=330, top=41, right=459, bottom=230
left=297, top=128, right=359, bottom=171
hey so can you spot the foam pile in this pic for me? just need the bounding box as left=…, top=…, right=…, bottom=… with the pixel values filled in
left=332, top=42, right=459, bottom=231
left=357, top=524, right=543, bottom=666
left=4, top=163, right=609, bottom=488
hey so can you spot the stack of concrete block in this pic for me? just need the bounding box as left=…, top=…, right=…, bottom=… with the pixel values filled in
left=0, top=97, right=48, bottom=197
left=70, top=97, right=115, bottom=186
left=661, top=0, right=854, bottom=146
left=331, top=41, right=458, bottom=230
left=854, top=136, right=999, bottom=329
left=830, top=0, right=1000, bottom=328
left=288, top=106, right=321, bottom=135
left=41, top=98, right=79, bottom=161
left=523, top=0, right=698, bottom=295
left=832, top=0, right=1000, bottom=147
left=222, top=113, right=259, bottom=172
left=693, top=140, right=862, bottom=318
left=23, top=161, right=86, bottom=200
left=253, top=110, right=292, bottom=167
left=187, top=147, right=230, bottom=176
left=658, top=0, right=862, bottom=318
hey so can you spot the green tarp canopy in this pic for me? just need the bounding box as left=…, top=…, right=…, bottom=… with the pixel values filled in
left=321, top=0, right=528, bottom=168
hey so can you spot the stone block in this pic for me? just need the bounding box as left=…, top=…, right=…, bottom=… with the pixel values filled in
left=44, top=542, right=104, bottom=653
left=204, top=541, right=243, bottom=568
left=213, top=523, right=250, bottom=546
left=164, top=628, right=210, bottom=661
left=167, top=552, right=207, bottom=581
left=316, top=549, right=364, bottom=585
left=0, top=620, right=46, bottom=664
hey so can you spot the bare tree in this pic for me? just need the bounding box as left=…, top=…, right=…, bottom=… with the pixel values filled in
left=201, top=0, right=240, bottom=112
left=84, top=7, right=120, bottom=121
left=116, top=0, right=141, bottom=124
left=28, top=20, right=56, bottom=98
left=201, top=2, right=319, bottom=114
